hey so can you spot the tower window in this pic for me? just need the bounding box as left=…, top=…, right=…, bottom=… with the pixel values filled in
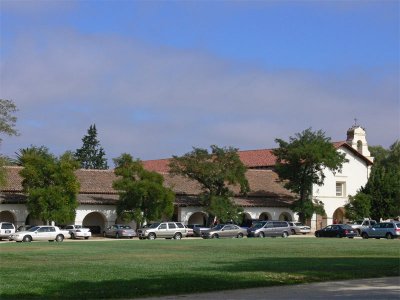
left=336, top=182, right=346, bottom=197
left=357, top=140, right=363, bottom=153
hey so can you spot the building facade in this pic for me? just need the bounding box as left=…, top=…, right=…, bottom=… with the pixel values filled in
left=0, top=126, right=373, bottom=232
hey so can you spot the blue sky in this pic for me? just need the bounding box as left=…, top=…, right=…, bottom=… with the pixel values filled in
left=1, top=0, right=399, bottom=164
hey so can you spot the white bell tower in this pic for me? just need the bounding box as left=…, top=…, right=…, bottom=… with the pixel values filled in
left=346, top=120, right=373, bottom=162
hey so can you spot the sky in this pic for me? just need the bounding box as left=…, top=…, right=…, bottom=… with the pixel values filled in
left=1, top=0, right=399, bottom=166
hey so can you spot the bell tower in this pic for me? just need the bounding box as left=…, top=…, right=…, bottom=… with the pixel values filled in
left=346, top=120, right=373, bottom=161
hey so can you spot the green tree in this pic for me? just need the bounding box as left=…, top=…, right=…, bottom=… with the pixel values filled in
left=344, top=193, right=372, bottom=221
left=75, top=124, right=108, bottom=169
left=19, top=146, right=80, bottom=225
left=0, top=99, right=19, bottom=187
left=273, top=128, right=347, bottom=223
left=363, top=141, right=400, bottom=220
left=112, top=153, right=174, bottom=227
left=169, top=145, right=249, bottom=224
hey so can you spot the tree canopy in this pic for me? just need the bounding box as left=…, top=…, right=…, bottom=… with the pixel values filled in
left=169, top=145, right=249, bottom=224
left=19, top=146, right=80, bottom=225
left=113, top=153, right=174, bottom=227
left=0, top=99, right=19, bottom=187
left=75, top=124, right=108, bottom=169
left=362, top=141, right=400, bottom=220
left=273, top=128, right=347, bottom=223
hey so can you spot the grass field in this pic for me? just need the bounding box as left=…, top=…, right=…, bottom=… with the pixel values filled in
left=1, top=238, right=399, bottom=299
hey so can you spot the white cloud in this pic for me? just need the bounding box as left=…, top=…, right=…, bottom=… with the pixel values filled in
left=1, top=30, right=398, bottom=165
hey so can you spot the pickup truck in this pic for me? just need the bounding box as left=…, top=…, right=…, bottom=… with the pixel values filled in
left=349, top=219, right=377, bottom=235
left=64, top=225, right=92, bottom=239
left=10, top=225, right=71, bottom=242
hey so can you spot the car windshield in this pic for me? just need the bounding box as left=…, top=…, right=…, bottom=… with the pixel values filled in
left=252, top=222, right=266, bottom=229
left=28, top=226, right=40, bottom=232
left=148, top=223, right=160, bottom=228
left=121, top=225, right=132, bottom=229
left=294, top=222, right=303, bottom=226
left=341, top=225, right=353, bottom=229
left=211, top=224, right=224, bottom=230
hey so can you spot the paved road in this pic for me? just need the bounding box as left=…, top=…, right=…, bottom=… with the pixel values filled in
left=137, top=277, right=400, bottom=300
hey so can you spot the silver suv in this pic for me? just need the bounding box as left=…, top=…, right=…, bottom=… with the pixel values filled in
left=247, top=221, right=291, bottom=238
left=137, top=222, right=188, bottom=240
left=0, top=222, right=16, bottom=240
left=361, top=221, right=400, bottom=239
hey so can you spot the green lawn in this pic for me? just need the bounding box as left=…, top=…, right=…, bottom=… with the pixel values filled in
left=1, top=238, right=399, bottom=299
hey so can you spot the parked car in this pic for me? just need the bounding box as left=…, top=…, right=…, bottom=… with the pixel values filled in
left=188, top=224, right=210, bottom=237
left=247, top=221, right=291, bottom=238
left=103, top=224, right=136, bottom=239
left=10, top=225, right=70, bottom=242
left=361, top=222, right=400, bottom=239
left=315, top=224, right=357, bottom=238
left=64, top=225, right=92, bottom=239
left=201, top=224, right=247, bottom=239
left=185, top=225, right=194, bottom=237
left=137, top=222, right=188, bottom=240
left=349, top=219, right=377, bottom=235
left=288, top=222, right=311, bottom=235
left=0, top=222, right=15, bottom=240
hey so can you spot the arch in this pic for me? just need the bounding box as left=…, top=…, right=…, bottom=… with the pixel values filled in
left=25, top=214, right=44, bottom=226
left=241, top=212, right=252, bottom=227
left=82, top=212, right=107, bottom=235
left=357, top=140, right=363, bottom=153
left=279, top=212, right=292, bottom=222
left=333, top=207, right=346, bottom=224
left=187, top=211, right=207, bottom=226
left=259, top=212, right=272, bottom=221
left=0, top=211, right=16, bottom=224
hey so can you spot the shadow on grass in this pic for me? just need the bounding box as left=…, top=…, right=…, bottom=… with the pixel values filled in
left=2, top=257, right=399, bottom=299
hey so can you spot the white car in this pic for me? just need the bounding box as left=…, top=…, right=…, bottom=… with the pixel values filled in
left=289, top=222, right=311, bottom=235
left=64, top=225, right=91, bottom=239
left=10, top=225, right=70, bottom=242
left=0, top=222, right=16, bottom=240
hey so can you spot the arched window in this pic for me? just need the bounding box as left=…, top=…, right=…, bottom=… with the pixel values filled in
left=357, top=140, right=363, bottom=153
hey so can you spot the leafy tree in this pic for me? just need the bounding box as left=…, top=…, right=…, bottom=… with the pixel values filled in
left=113, top=153, right=174, bottom=228
left=169, top=145, right=249, bottom=224
left=273, top=128, right=347, bottom=223
left=75, top=124, right=108, bottom=169
left=344, top=193, right=372, bottom=221
left=19, top=146, right=80, bottom=225
left=362, top=141, right=400, bottom=220
left=0, top=99, right=19, bottom=187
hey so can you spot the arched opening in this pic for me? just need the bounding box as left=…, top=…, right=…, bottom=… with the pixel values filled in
left=0, top=211, right=16, bottom=224
left=357, top=140, right=363, bottom=153
left=333, top=207, right=347, bottom=224
left=241, top=212, right=252, bottom=227
left=259, top=212, right=272, bottom=221
left=279, top=212, right=292, bottom=222
left=25, top=214, right=44, bottom=226
left=188, top=212, right=207, bottom=226
left=83, top=212, right=107, bottom=235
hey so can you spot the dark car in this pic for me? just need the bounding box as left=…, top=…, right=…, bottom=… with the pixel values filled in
left=103, top=224, right=137, bottom=239
left=315, top=224, right=357, bottom=238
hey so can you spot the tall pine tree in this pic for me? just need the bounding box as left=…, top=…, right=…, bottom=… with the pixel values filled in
left=75, top=124, right=108, bottom=169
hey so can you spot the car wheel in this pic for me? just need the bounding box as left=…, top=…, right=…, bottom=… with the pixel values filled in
left=357, top=229, right=361, bottom=236
left=173, top=233, right=182, bottom=240
left=336, top=234, right=342, bottom=238
left=315, top=232, right=320, bottom=237
left=84, top=237, right=89, bottom=240
left=23, top=235, right=32, bottom=242
left=148, top=233, right=156, bottom=240
left=237, top=233, right=243, bottom=238
left=56, top=235, right=64, bottom=242
left=291, top=229, right=296, bottom=235
left=70, top=233, right=75, bottom=239
left=386, top=233, right=394, bottom=239
left=211, top=234, right=219, bottom=239
left=259, top=232, right=265, bottom=238
left=115, top=233, right=120, bottom=239
left=103, top=232, right=106, bottom=237
left=361, top=233, right=369, bottom=239
left=282, top=231, right=289, bottom=238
